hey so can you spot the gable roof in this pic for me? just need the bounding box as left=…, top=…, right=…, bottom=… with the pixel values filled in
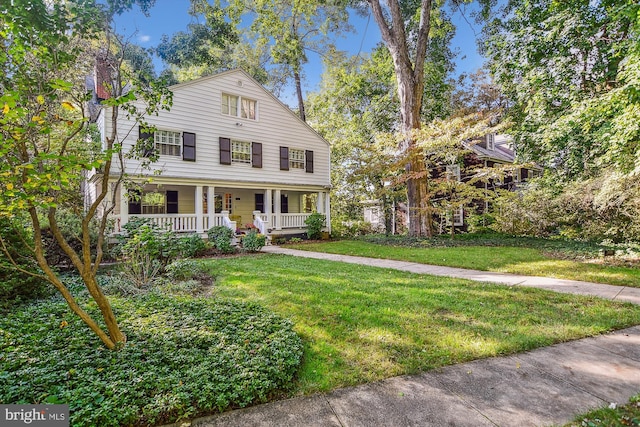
left=466, top=134, right=515, bottom=163
left=169, top=69, right=330, bottom=148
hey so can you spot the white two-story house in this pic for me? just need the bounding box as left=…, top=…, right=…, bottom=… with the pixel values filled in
left=88, top=69, right=331, bottom=238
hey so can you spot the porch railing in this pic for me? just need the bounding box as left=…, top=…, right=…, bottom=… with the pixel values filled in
left=253, top=211, right=268, bottom=235
left=112, top=212, right=313, bottom=234
left=111, top=213, right=233, bottom=234
left=280, top=213, right=311, bottom=229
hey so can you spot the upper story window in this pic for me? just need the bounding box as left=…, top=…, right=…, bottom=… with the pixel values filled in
left=222, top=93, right=257, bottom=120
left=289, top=149, right=305, bottom=170
left=155, top=130, right=181, bottom=156
left=486, top=133, right=495, bottom=151
left=231, top=140, right=251, bottom=164
left=221, top=94, right=238, bottom=116
left=279, top=146, right=314, bottom=173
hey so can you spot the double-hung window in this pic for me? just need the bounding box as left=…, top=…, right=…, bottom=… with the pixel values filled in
left=142, top=192, right=165, bottom=214
left=241, top=98, right=256, bottom=119
left=289, top=149, right=305, bottom=170
left=221, top=94, right=239, bottom=116
left=155, top=130, right=181, bottom=156
left=222, top=93, right=257, bottom=120
left=231, top=140, right=251, bottom=164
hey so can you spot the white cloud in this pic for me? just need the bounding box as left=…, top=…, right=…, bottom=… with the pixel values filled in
left=138, top=34, right=151, bottom=43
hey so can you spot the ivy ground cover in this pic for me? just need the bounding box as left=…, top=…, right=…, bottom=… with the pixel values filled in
left=0, top=291, right=302, bottom=427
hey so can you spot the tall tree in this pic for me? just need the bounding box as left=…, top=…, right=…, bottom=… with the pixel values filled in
left=228, top=0, right=350, bottom=121
left=0, top=0, right=171, bottom=349
left=481, top=0, right=639, bottom=177
left=365, top=0, right=465, bottom=236
left=155, top=0, right=243, bottom=84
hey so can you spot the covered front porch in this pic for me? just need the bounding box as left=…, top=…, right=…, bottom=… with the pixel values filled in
left=111, top=183, right=330, bottom=237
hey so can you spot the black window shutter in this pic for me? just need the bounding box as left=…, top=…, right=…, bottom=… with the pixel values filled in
left=220, top=137, right=231, bottom=165
left=139, top=126, right=154, bottom=157
left=252, top=142, right=262, bottom=168
left=128, top=190, right=141, bottom=215
left=280, top=146, right=289, bottom=170
left=305, top=150, right=314, bottom=173
left=183, top=132, right=196, bottom=161
left=255, top=193, right=264, bottom=212
left=166, top=190, right=178, bottom=214
left=280, top=194, right=289, bottom=213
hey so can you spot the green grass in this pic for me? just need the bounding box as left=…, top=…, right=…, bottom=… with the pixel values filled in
left=285, top=240, right=640, bottom=287
left=564, top=393, right=640, bottom=426
left=206, top=254, right=640, bottom=395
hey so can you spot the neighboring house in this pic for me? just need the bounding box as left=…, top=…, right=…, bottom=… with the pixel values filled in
left=87, top=69, right=331, bottom=238
left=361, top=133, right=540, bottom=230
left=454, top=133, right=541, bottom=226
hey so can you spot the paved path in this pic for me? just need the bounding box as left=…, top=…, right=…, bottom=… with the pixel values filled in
left=172, top=247, right=640, bottom=427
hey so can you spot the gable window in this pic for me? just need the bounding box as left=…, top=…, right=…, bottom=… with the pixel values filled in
left=221, top=94, right=238, bottom=116
left=231, top=140, right=251, bottom=164
left=155, top=130, right=181, bottom=156
left=290, top=149, right=305, bottom=170
left=486, top=133, right=495, bottom=151
left=222, top=93, right=257, bottom=120
left=241, top=98, right=256, bottom=119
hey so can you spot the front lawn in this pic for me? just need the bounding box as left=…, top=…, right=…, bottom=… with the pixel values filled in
left=285, top=239, right=640, bottom=287
left=208, top=254, right=640, bottom=394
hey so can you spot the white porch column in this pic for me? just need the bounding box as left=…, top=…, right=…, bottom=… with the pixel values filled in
left=195, top=185, right=203, bottom=234
left=207, top=186, right=215, bottom=231
left=316, top=191, right=324, bottom=213
left=324, top=192, right=331, bottom=233
left=274, top=189, right=281, bottom=230
left=119, top=184, right=128, bottom=232
left=265, top=189, right=272, bottom=229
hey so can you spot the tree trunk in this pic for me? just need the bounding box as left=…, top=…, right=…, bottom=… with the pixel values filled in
left=368, top=0, right=433, bottom=237
left=294, top=68, right=306, bottom=122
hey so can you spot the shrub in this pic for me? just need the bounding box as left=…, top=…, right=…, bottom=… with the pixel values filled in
left=162, top=259, right=213, bottom=294
left=207, top=225, right=236, bottom=254
left=330, top=217, right=375, bottom=238
left=304, top=212, right=325, bottom=240
left=0, top=218, right=50, bottom=310
left=177, top=233, right=208, bottom=258
left=242, top=230, right=266, bottom=252
left=39, top=208, right=107, bottom=267
left=0, top=294, right=303, bottom=427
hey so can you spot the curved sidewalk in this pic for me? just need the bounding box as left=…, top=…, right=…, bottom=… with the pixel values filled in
left=177, top=247, right=640, bottom=427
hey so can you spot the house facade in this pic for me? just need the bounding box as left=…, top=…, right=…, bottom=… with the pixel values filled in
left=361, top=133, right=540, bottom=232
left=88, top=69, right=331, bottom=238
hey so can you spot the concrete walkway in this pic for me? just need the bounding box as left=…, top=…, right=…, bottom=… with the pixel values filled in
left=176, top=247, right=640, bottom=427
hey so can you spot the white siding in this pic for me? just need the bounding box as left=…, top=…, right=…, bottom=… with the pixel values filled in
left=106, top=70, right=330, bottom=189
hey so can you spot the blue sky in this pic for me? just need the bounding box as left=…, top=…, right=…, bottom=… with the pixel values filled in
left=114, top=1, right=485, bottom=104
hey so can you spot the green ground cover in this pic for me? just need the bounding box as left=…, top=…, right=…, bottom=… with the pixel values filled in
left=285, top=239, right=640, bottom=287
left=0, top=284, right=302, bottom=427
left=207, top=254, right=640, bottom=394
